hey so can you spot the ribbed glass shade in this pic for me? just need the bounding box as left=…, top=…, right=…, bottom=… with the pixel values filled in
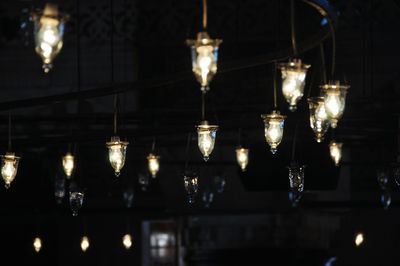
left=308, top=97, right=330, bottom=143
left=261, top=110, right=286, bottom=154
left=106, top=136, right=129, bottom=176
left=196, top=121, right=218, bottom=161
left=1, top=152, right=20, bottom=189
left=320, top=81, right=350, bottom=128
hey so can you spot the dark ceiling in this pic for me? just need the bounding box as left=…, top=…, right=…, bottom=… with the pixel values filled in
left=0, top=0, right=400, bottom=265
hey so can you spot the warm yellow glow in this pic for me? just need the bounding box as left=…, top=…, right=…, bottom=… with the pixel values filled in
left=33, top=4, right=66, bottom=73
left=187, top=32, right=222, bottom=91
left=123, top=234, right=133, bottom=250
left=62, top=152, right=74, bottom=178
left=197, top=121, right=218, bottom=161
left=1, top=152, right=20, bottom=189
left=81, top=236, right=90, bottom=252
left=279, top=59, right=310, bottom=111
left=261, top=111, right=286, bottom=154
left=236, top=147, right=249, bottom=171
left=321, top=81, right=349, bottom=128
left=106, top=136, right=129, bottom=176
left=308, top=97, right=330, bottom=143
left=329, top=141, right=342, bottom=166
left=147, top=154, right=160, bottom=178
left=33, top=237, right=42, bottom=253
left=355, top=233, right=364, bottom=247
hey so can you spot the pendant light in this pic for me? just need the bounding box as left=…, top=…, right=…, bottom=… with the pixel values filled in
left=122, top=234, right=133, bottom=250
left=279, top=0, right=310, bottom=111
left=62, top=152, right=74, bottom=178
left=33, top=237, right=42, bottom=253
left=80, top=236, right=90, bottom=252
left=183, top=133, right=199, bottom=204
left=147, top=138, right=160, bottom=178
left=106, top=1, right=128, bottom=176
left=329, top=140, right=342, bottom=166
left=287, top=122, right=305, bottom=201
left=262, top=63, right=286, bottom=154
left=1, top=113, right=20, bottom=189
left=196, top=92, right=218, bottom=161
left=235, top=129, right=249, bottom=172
left=321, top=81, right=349, bottom=128
left=308, top=97, right=330, bottom=142
left=32, top=3, right=68, bottom=73
left=186, top=0, right=222, bottom=92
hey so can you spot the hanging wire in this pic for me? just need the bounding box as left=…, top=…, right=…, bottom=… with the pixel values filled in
left=184, top=133, right=192, bottom=170
left=237, top=128, right=242, bottom=146
left=319, top=43, right=327, bottom=84
left=110, top=0, right=118, bottom=135
left=273, top=61, right=278, bottom=109
left=74, top=0, right=81, bottom=153
left=306, top=50, right=319, bottom=98
left=201, top=91, right=206, bottom=120
left=328, top=22, right=336, bottom=79
left=290, top=0, right=298, bottom=56
left=202, top=0, right=207, bottom=30
left=151, top=137, right=156, bottom=153
left=8, top=112, right=11, bottom=150
left=291, top=120, right=299, bottom=162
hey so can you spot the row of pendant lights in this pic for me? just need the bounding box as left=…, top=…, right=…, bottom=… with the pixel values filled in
left=1, top=2, right=345, bottom=193
left=32, top=233, right=133, bottom=253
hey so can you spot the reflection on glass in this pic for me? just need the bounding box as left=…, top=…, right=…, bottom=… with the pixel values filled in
left=69, top=190, right=84, bottom=216
left=183, top=172, right=199, bottom=204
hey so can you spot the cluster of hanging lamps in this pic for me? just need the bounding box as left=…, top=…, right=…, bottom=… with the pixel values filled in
left=329, top=140, right=342, bottom=166
left=33, top=237, right=42, bottom=253
left=186, top=0, right=222, bottom=93
left=1, top=113, right=20, bottom=189
left=32, top=3, right=67, bottom=73
left=147, top=139, right=160, bottom=178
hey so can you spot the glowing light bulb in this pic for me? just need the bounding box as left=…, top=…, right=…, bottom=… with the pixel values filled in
left=355, top=232, right=364, bottom=247
left=32, top=3, right=67, bottom=73
left=236, top=147, right=249, bottom=171
left=321, top=81, right=349, bottom=128
left=279, top=59, right=310, bottom=111
left=197, top=121, right=218, bottom=161
left=106, top=136, right=129, bottom=177
left=122, top=234, right=133, bottom=250
left=186, top=32, right=222, bottom=92
left=1, top=152, right=20, bottom=189
left=329, top=141, right=342, bottom=166
left=147, top=153, right=160, bottom=178
left=62, top=152, right=74, bottom=178
left=33, top=237, right=42, bottom=253
left=81, top=236, right=90, bottom=252
left=261, top=111, right=286, bottom=154
left=308, top=97, right=330, bottom=143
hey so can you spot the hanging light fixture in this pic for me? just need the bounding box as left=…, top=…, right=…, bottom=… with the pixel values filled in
left=62, top=152, right=74, bottom=178
left=32, top=3, right=68, bottom=73
left=186, top=0, right=222, bottom=92
left=307, top=97, right=330, bottom=143
left=1, top=113, right=20, bottom=189
left=329, top=141, right=342, bottom=166
left=279, top=59, right=310, bottom=111
left=288, top=163, right=305, bottom=194
left=122, top=234, right=133, bottom=250
left=69, top=188, right=84, bottom=216
left=261, top=63, right=286, bottom=154
left=106, top=136, right=128, bottom=177
left=236, top=147, right=249, bottom=172
left=320, top=81, right=349, bottom=128
left=183, top=171, right=199, bottom=204
left=33, top=237, right=42, bottom=253
left=147, top=138, right=160, bottom=178
left=80, top=236, right=90, bottom=252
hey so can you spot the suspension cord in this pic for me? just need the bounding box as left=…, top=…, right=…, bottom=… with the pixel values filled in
left=202, top=0, right=207, bottom=30
left=290, top=0, right=298, bottom=56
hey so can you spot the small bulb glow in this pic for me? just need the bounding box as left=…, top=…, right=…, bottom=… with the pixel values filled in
left=187, top=32, right=222, bottom=91
left=308, top=97, right=330, bottom=143
left=62, top=152, right=74, bottom=178
left=147, top=153, right=160, bottom=178
left=106, top=136, right=129, bottom=177
left=321, top=81, right=349, bottom=128
left=329, top=141, right=342, bottom=166
left=1, top=152, right=20, bottom=189
left=81, top=236, right=90, bottom=252
left=236, top=147, right=249, bottom=171
left=33, top=237, right=42, bottom=253
left=261, top=111, right=286, bottom=154
left=122, top=234, right=133, bottom=250
left=197, top=121, right=218, bottom=161
left=279, top=59, right=310, bottom=111
left=355, top=233, right=364, bottom=247
left=32, top=4, right=67, bottom=73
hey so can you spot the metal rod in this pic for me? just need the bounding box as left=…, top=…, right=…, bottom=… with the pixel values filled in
left=151, top=137, right=156, bottom=152
left=184, top=132, right=191, bottom=170
left=201, top=91, right=206, bottom=120
left=273, top=62, right=278, bottom=109
left=8, top=112, right=11, bottom=150
left=202, top=0, right=207, bottom=30
left=113, top=94, right=118, bottom=135
left=238, top=128, right=242, bottom=146
left=320, top=43, right=327, bottom=84
left=328, top=22, right=336, bottom=79
left=290, top=0, right=298, bottom=56
left=291, top=120, right=299, bottom=162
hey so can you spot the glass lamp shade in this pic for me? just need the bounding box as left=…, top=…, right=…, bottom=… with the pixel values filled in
left=33, top=237, right=42, bottom=253
left=32, top=3, right=67, bottom=73
left=69, top=190, right=84, bottom=216
left=329, top=141, right=342, bottom=166
left=183, top=172, right=199, bottom=204
left=106, top=136, right=129, bottom=177
left=381, top=191, right=391, bottom=210
left=186, top=32, right=222, bottom=92
left=1, top=152, right=20, bottom=189
left=261, top=110, right=286, bottom=154
left=288, top=162, right=305, bottom=194
left=196, top=121, right=218, bottom=161
left=54, top=174, right=66, bottom=204
left=308, top=97, right=330, bottom=143
left=320, top=81, right=350, bottom=128
left=122, top=234, right=133, bottom=250
left=278, top=59, right=310, bottom=111
left=235, top=147, right=249, bottom=172
left=81, top=236, right=90, bottom=252
left=377, top=168, right=389, bottom=190
left=147, top=153, right=160, bottom=178
left=62, top=152, right=74, bottom=178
